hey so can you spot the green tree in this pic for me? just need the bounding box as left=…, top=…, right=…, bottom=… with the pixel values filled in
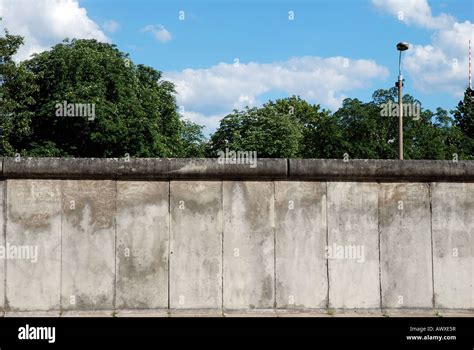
left=450, top=87, right=474, bottom=159
left=334, top=96, right=397, bottom=159
left=0, top=29, right=37, bottom=156
left=22, top=39, right=179, bottom=157
left=1, top=36, right=206, bottom=157
left=334, top=88, right=460, bottom=160
left=264, top=96, right=345, bottom=158
left=208, top=96, right=344, bottom=158
left=453, top=87, right=474, bottom=137
left=208, top=104, right=302, bottom=158
left=177, top=119, right=207, bottom=157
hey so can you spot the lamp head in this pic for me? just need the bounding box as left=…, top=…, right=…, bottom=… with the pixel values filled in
left=396, top=42, right=409, bottom=51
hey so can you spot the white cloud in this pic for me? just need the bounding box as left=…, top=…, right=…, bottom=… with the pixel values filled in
left=372, top=0, right=455, bottom=29
left=141, top=24, right=172, bottom=43
left=372, top=0, right=474, bottom=97
left=0, top=0, right=109, bottom=61
left=165, top=56, right=389, bottom=133
left=180, top=110, right=223, bottom=137
left=103, top=20, right=120, bottom=33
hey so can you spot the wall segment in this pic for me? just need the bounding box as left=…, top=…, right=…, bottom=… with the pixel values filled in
left=0, top=158, right=472, bottom=314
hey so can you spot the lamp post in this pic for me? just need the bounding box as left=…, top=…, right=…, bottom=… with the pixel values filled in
left=396, top=42, right=409, bottom=160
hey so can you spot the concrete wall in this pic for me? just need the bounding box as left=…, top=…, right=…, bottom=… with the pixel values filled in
left=170, top=181, right=222, bottom=309
left=275, top=182, right=327, bottom=309
left=116, top=181, right=169, bottom=310
left=6, top=180, right=61, bottom=311
left=379, top=183, right=433, bottom=309
left=223, top=181, right=274, bottom=310
left=61, top=180, right=116, bottom=311
left=431, top=183, right=473, bottom=309
left=0, top=158, right=472, bottom=314
left=328, top=182, right=380, bottom=309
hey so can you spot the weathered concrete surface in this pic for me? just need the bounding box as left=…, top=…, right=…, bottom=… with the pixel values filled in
left=0, top=157, right=473, bottom=314
left=328, top=182, right=380, bottom=309
left=2, top=158, right=288, bottom=180
left=61, top=180, right=116, bottom=311
left=379, top=183, right=433, bottom=309
left=116, top=181, right=169, bottom=309
left=0, top=181, right=5, bottom=311
left=223, top=181, right=275, bottom=310
left=4, top=309, right=470, bottom=317
left=432, top=183, right=473, bottom=309
left=6, top=180, right=61, bottom=311
left=4, top=158, right=472, bottom=182
left=170, top=181, right=222, bottom=309
left=275, top=181, right=327, bottom=309
left=116, top=309, right=168, bottom=317
left=289, top=159, right=473, bottom=181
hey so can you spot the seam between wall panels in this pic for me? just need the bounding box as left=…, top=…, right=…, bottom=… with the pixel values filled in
left=3, top=180, right=7, bottom=312
left=377, top=182, right=383, bottom=312
left=167, top=181, right=171, bottom=312
left=429, top=183, right=435, bottom=309
left=113, top=180, right=118, bottom=312
left=59, top=180, right=63, bottom=313
left=221, top=180, right=224, bottom=314
left=273, top=181, right=276, bottom=309
left=325, top=181, right=330, bottom=311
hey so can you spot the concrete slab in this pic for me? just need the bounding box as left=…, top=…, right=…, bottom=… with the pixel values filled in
left=275, top=181, right=327, bottom=309
left=116, top=181, right=169, bottom=309
left=170, top=181, right=222, bottom=309
left=379, top=183, right=433, bottom=309
left=223, top=181, right=275, bottom=310
left=431, top=183, right=473, bottom=309
left=61, top=180, right=116, bottom=311
left=5, top=180, right=61, bottom=311
left=327, top=182, right=380, bottom=309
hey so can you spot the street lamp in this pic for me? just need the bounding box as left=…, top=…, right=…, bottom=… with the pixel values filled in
left=396, top=42, right=409, bottom=160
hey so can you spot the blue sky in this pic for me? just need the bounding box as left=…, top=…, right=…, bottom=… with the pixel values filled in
left=2, top=0, right=473, bottom=135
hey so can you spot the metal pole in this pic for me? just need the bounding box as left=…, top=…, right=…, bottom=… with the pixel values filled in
left=398, top=51, right=403, bottom=160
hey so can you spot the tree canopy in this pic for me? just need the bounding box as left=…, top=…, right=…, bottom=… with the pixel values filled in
left=209, top=88, right=472, bottom=159
left=1, top=35, right=204, bottom=157
left=1, top=29, right=472, bottom=160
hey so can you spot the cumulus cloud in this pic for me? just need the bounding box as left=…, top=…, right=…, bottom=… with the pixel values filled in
left=0, top=0, right=109, bottom=61
left=372, top=0, right=455, bottom=29
left=372, top=0, right=474, bottom=97
left=141, top=24, right=172, bottom=43
left=180, top=110, right=224, bottom=136
left=103, top=20, right=120, bottom=33
left=165, top=57, right=389, bottom=133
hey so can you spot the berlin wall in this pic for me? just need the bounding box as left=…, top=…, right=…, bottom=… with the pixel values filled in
left=0, top=158, right=472, bottom=315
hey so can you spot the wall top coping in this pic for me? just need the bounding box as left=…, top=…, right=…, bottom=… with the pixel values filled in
left=0, top=158, right=472, bottom=181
